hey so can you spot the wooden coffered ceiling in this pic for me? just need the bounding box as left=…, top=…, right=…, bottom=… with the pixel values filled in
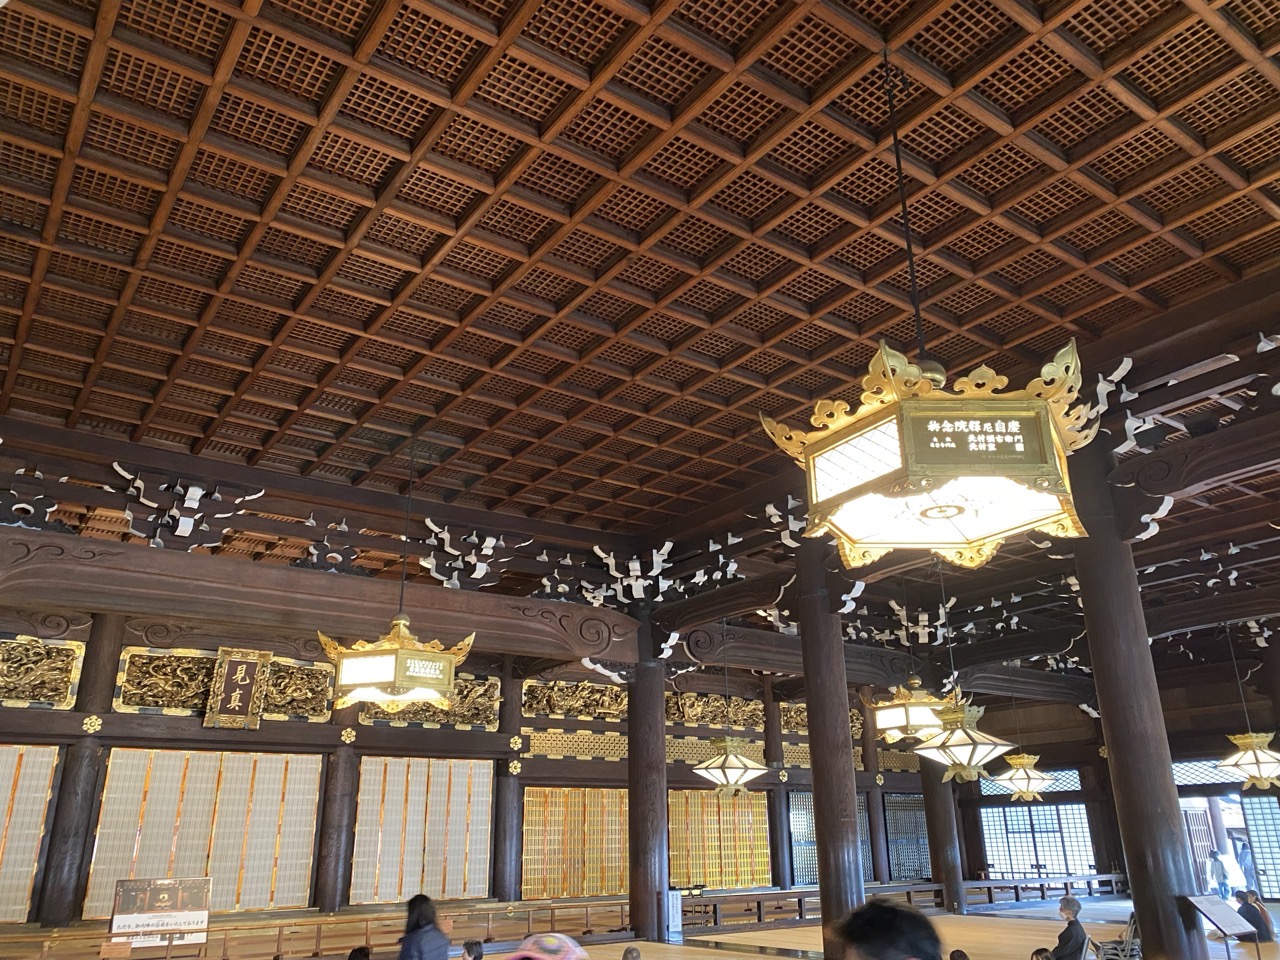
left=1, top=0, right=1280, bottom=533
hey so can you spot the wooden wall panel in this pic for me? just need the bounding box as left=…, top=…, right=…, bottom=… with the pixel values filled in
left=349, top=757, right=492, bottom=905
left=668, top=790, right=770, bottom=890
left=83, top=749, right=322, bottom=917
left=0, top=745, right=57, bottom=922
left=521, top=787, right=628, bottom=900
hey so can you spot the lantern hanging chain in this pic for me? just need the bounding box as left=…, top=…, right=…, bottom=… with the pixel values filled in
left=1224, top=622, right=1253, bottom=735
left=397, top=443, right=416, bottom=618
left=881, top=47, right=926, bottom=361
left=934, top=559, right=959, bottom=696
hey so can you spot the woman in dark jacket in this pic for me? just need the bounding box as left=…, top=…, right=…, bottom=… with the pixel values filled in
left=399, top=895, right=450, bottom=960
left=1234, top=890, right=1274, bottom=943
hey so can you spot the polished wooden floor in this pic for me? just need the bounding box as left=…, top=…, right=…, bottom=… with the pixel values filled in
left=688, top=917, right=1280, bottom=960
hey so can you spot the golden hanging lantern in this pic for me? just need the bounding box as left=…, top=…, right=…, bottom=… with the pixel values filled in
left=320, top=615, right=472, bottom=713
left=1218, top=732, right=1280, bottom=790
left=988, top=753, right=1056, bottom=801
left=914, top=699, right=1014, bottom=782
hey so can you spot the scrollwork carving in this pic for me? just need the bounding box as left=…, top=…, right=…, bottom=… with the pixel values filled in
left=780, top=702, right=808, bottom=732
left=364, top=676, right=501, bottom=727
left=0, top=636, right=81, bottom=707
left=11, top=610, right=91, bottom=639
left=522, top=679, right=629, bottom=720
left=124, top=619, right=197, bottom=647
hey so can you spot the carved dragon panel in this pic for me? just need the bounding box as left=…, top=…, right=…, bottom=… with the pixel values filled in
left=0, top=635, right=83, bottom=708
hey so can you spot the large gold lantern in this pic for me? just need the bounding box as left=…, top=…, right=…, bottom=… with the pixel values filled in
left=693, top=736, right=768, bottom=796
left=914, top=699, right=1014, bottom=782
left=761, top=342, right=1095, bottom=569
left=1218, top=732, right=1280, bottom=790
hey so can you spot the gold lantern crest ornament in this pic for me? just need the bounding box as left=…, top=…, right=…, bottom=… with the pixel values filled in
left=320, top=616, right=473, bottom=713
left=761, top=341, right=1095, bottom=569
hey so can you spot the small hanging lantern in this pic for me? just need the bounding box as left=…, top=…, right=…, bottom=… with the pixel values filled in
left=693, top=737, right=768, bottom=796
left=989, top=753, right=1056, bottom=801
left=873, top=675, right=947, bottom=743
left=914, top=699, right=1013, bottom=782
left=1218, top=732, right=1280, bottom=789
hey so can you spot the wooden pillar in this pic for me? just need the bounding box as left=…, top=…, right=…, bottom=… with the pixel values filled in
left=628, top=612, right=668, bottom=941
left=859, top=688, right=891, bottom=884
left=796, top=538, right=863, bottom=958
left=492, top=658, right=524, bottom=902
left=921, top=765, right=965, bottom=914
left=763, top=680, right=793, bottom=890
left=1070, top=439, right=1207, bottom=960
left=1262, top=646, right=1280, bottom=728
left=37, top=611, right=122, bottom=927
left=314, top=704, right=360, bottom=913
left=1206, top=798, right=1230, bottom=855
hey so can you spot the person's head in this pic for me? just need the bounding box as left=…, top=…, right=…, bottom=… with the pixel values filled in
left=1235, top=890, right=1249, bottom=905
left=1211, top=849, right=1221, bottom=859
left=405, top=894, right=437, bottom=934
left=507, top=933, right=589, bottom=960
left=463, top=940, right=485, bottom=960
left=949, top=951, right=971, bottom=960
left=1248, top=890, right=1263, bottom=903
left=1242, top=843, right=1252, bottom=851
left=622, top=948, right=642, bottom=960
left=1032, top=950, right=1054, bottom=960
left=1059, top=896, right=1082, bottom=921
left=836, top=901, right=941, bottom=960
left=348, top=949, right=371, bottom=960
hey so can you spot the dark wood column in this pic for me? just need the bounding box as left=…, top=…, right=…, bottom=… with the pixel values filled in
left=492, top=658, right=524, bottom=902
left=1262, top=645, right=1280, bottom=727
left=628, top=611, right=668, bottom=941
left=859, top=688, right=891, bottom=884
left=763, top=679, right=793, bottom=889
left=314, top=704, right=360, bottom=913
left=37, top=611, right=122, bottom=927
left=796, top=538, right=863, bottom=958
left=1070, top=439, right=1207, bottom=960
left=920, top=766, right=965, bottom=914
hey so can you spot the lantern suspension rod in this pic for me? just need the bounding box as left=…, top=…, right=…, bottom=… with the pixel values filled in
left=1225, top=623, right=1253, bottom=736
left=398, top=443, right=416, bottom=618
left=882, top=48, right=926, bottom=361
left=935, top=559, right=959, bottom=691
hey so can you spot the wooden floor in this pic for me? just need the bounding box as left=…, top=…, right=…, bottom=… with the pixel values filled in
left=688, top=917, right=1280, bottom=960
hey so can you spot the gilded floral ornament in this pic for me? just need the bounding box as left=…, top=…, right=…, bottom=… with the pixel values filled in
left=509, top=735, right=523, bottom=750
left=340, top=727, right=356, bottom=744
left=82, top=714, right=102, bottom=733
left=778, top=770, right=789, bottom=783
left=761, top=340, right=1094, bottom=569
left=508, top=760, right=522, bottom=775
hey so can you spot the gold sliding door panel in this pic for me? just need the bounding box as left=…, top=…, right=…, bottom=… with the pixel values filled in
left=520, top=787, right=628, bottom=900
left=667, top=790, right=770, bottom=890
left=83, top=749, right=322, bottom=918
left=0, top=745, right=58, bottom=923
left=349, top=757, right=492, bottom=905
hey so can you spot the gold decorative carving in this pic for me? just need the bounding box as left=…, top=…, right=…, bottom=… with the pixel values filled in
left=82, top=714, right=102, bottom=733
left=341, top=727, right=356, bottom=744
left=119, top=648, right=215, bottom=713
left=780, top=702, right=807, bottom=731
left=522, top=680, right=628, bottom=720
left=262, top=663, right=333, bottom=721
left=508, top=760, right=522, bottom=775
left=778, top=770, right=789, bottom=783
left=0, top=635, right=83, bottom=708
left=665, top=692, right=764, bottom=728
left=876, top=773, right=885, bottom=786
left=509, top=735, right=523, bottom=750
left=362, top=675, right=500, bottom=728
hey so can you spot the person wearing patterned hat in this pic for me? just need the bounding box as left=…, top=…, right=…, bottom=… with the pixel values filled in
left=506, top=933, right=590, bottom=960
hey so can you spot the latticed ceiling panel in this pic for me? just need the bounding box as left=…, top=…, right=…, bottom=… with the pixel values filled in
left=1, top=0, right=1279, bottom=532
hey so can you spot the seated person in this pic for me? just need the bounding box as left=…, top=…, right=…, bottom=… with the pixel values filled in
left=463, top=941, right=485, bottom=960
left=1033, top=951, right=1054, bottom=960
left=1234, top=890, right=1274, bottom=943
left=1051, top=897, right=1088, bottom=960
left=950, top=952, right=971, bottom=960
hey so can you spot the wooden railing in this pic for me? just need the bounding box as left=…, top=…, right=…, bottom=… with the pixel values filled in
left=0, top=874, right=1127, bottom=960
